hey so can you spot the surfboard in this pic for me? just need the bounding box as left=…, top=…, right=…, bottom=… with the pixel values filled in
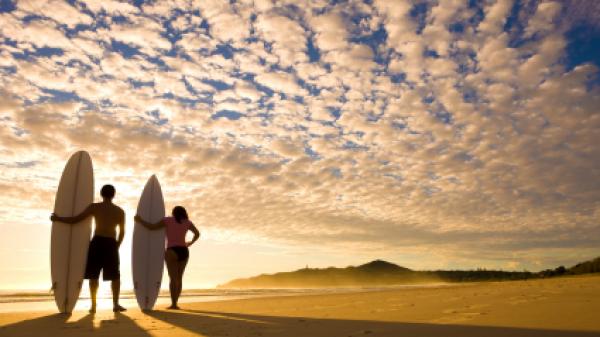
left=132, top=175, right=166, bottom=310
left=51, top=151, right=94, bottom=313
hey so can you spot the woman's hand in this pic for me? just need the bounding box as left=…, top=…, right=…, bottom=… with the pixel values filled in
left=135, top=216, right=164, bottom=230
left=50, top=213, right=58, bottom=222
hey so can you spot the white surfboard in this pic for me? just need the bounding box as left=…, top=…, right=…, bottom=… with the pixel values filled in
left=132, top=175, right=166, bottom=310
left=51, top=151, right=94, bottom=313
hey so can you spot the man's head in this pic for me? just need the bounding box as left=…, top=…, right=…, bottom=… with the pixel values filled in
left=100, top=184, right=116, bottom=200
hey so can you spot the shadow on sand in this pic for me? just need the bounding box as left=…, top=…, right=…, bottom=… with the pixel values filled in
left=145, top=309, right=600, bottom=337
left=3, top=309, right=599, bottom=337
left=0, top=312, right=151, bottom=337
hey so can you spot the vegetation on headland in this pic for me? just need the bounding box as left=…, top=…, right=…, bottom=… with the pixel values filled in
left=218, top=257, right=600, bottom=288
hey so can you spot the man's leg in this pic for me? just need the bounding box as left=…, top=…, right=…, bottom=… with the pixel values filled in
left=89, top=279, right=99, bottom=313
left=106, top=238, right=125, bottom=312
left=85, top=237, right=101, bottom=313
left=111, top=279, right=126, bottom=312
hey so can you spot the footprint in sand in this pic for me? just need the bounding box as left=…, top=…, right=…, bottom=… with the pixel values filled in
left=508, top=294, right=549, bottom=305
left=436, top=311, right=486, bottom=324
left=438, top=303, right=489, bottom=323
left=348, top=329, right=374, bottom=336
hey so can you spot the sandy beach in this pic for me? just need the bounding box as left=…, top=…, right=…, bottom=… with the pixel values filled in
left=1, top=275, right=599, bottom=337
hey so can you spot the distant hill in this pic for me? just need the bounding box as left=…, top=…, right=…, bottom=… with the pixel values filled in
left=218, top=257, right=600, bottom=289
left=539, top=256, right=600, bottom=277
left=569, top=256, right=600, bottom=274
left=219, top=260, right=432, bottom=288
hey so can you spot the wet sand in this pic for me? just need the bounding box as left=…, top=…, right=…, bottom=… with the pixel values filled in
left=1, top=275, right=599, bottom=337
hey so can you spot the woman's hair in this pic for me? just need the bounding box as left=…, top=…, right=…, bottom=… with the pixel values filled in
left=172, top=206, right=189, bottom=224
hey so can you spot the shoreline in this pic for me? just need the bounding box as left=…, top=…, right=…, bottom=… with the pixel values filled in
left=1, top=275, right=599, bottom=336
left=0, top=282, right=457, bottom=313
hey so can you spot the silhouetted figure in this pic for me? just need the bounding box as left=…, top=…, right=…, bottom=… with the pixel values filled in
left=135, top=206, right=200, bottom=309
left=51, top=184, right=126, bottom=313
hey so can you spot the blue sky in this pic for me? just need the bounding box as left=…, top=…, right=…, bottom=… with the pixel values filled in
left=0, top=0, right=599, bottom=288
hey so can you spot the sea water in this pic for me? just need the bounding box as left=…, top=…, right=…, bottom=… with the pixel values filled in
left=0, top=284, right=451, bottom=313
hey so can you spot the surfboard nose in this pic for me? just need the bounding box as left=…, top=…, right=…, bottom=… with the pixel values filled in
left=72, top=150, right=91, bottom=161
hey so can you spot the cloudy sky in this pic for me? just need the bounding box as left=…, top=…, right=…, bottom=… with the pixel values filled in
left=0, top=0, right=599, bottom=289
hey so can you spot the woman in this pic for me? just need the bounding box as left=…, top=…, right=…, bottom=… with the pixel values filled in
left=135, top=206, right=200, bottom=309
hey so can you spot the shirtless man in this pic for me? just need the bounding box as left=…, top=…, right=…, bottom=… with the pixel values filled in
left=51, top=184, right=126, bottom=313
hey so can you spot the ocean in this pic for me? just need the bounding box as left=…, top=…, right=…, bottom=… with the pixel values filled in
left=0, top=284, right=451, bottom=313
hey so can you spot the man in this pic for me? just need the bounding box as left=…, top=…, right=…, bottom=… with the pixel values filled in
left=51, top=184, right=126, bottom=313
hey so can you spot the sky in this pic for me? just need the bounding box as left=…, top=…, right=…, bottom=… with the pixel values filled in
left=0, top=0, right=599, bottom=290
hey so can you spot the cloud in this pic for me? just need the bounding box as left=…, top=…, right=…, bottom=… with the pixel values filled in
left=177, top=31, right=215, bottom=52
left=233, top=80, right=263, bottom=101
left=81, top=0, right=139, bottom=15
left=478, top=0, right=514, bottom=35
left=269, top=138, right=305, bottom=158
left=255, top=70, right=307, bottom=97
left=326, top=44, right=376, bottom=72
left=195, top=0, right=251, bottom=45
left=3, top=18, right=73, bottom=49
left=255, top=13, right=308, bottom=66
left=97, top=19, right=171, bottom=54
left=310, top=11, right=348, bottom=52
left=524, top=1, right=561, bottom=37
left=17, top=0, right=93, bottom=28
left=0, top=0, right=599, bottom=274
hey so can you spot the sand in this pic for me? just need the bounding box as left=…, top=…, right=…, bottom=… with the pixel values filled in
left=1, top=275, right=599, bottom=337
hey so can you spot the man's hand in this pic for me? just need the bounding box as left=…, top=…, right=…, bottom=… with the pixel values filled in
left=186, top=241, right=193, bottom=247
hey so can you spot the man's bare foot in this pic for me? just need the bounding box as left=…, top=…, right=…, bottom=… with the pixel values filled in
left=167, top=305, right=180, bottom=310
left=113, top=304, right=126, bottom=312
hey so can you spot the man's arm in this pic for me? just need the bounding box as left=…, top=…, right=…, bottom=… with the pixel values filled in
left=51, top=204, right=94, bottom=224
left=117, top=210, right=125, bottom=247
left=186, top=223, right=200, bottom=247
left=134, top=215, right=165, bottom=230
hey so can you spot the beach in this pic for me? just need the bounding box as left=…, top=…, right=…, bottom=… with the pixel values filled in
left=1, top=275, right=599, bottom=337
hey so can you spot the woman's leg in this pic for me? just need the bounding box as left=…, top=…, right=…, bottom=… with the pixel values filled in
left=164, top=249, right=179, bottom=308
left=175, top=258, right=188, bottom=306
